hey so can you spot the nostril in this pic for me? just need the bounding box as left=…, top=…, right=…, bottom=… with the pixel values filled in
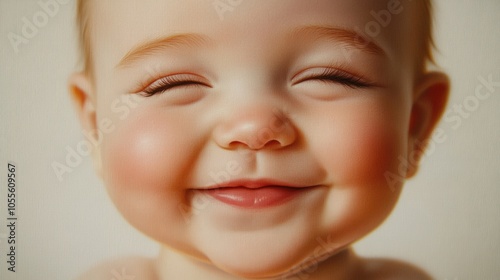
left=264, top=140, right=282, bottom=149
left=228, top=137, right=282, bottom=150
left=212, top=107, right=297, bottom=150
left=227, top=141, right=250, bottom=150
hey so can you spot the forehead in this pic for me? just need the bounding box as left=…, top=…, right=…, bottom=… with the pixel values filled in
left=90, top=0, right=417, bottom=73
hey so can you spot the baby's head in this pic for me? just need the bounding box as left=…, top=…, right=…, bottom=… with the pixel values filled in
left=70, top=0, right=449, bottom=278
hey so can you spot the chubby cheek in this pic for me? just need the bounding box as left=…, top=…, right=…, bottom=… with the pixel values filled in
left=99, top=109, right=196, bottom=243
left=312, top=100, right=408, bottom=238
left=332, top=114, right=404, bottom=185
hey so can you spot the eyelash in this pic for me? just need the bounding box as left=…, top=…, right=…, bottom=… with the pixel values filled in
left=294, top=68, right=371, bottom=89
left=141, top=68, right=371, bottom=97
left=142, top=75, right=208, bottom=96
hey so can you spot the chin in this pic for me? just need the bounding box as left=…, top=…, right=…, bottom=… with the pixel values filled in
left=199, top=233, right=343, bottom=279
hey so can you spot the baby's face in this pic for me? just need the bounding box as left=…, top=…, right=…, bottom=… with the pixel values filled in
left=88, top=0, right=424, bottom=277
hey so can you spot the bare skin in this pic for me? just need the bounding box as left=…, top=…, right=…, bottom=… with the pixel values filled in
left=71, top=1, right=448, bottom=279
left=77, top=249, right=433, bottom=280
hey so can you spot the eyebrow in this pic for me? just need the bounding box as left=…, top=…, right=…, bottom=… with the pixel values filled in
left=116, top=33, right=212, bottom=68
left=116, top=25, right=384, bottom=69
left=290, top=25, right=385, bottom=56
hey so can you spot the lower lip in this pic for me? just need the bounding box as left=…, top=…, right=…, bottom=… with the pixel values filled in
left=201, top=186, right=307, bottom=208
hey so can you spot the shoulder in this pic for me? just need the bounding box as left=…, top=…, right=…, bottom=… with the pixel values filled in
left=355, top=257, right=434, bottom=280
left=76, top=256, right=158, bottom=280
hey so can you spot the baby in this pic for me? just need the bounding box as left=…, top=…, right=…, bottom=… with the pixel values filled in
left=69, top=0, right=449, bottom=279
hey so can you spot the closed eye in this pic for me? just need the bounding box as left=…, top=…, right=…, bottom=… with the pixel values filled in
left=141, top=74, right=210, bottom=96
left=292, top=67, right=373, bottom=89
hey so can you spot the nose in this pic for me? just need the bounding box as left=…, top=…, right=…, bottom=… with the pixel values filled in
left=213, top=105, right=297, bottom=150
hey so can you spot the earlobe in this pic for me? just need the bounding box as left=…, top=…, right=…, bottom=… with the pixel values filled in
left=406, top=72, right=450, bottom=178
left=68, top=73, right=103, bottom=179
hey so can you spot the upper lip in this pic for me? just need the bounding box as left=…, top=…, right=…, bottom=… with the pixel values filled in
left=200, top=178, right=319, bottom=190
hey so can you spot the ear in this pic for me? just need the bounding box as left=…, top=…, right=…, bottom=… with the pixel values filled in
left=68, top=73, right=103, bottom=179
left=406, top=72, right=450, bottom=178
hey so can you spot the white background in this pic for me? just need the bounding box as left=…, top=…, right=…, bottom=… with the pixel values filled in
left=1, top=1, right=499, bottom=279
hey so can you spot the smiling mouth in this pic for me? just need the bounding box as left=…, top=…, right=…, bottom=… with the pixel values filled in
left=196, top=179, right=319, bottom=209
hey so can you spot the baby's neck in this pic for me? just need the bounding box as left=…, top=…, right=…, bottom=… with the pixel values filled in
left=154, top=246, right=359, bottom=280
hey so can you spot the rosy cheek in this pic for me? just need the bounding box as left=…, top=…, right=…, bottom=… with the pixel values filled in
left=316, top=105, right=406, bottom=187
left=107, top=124, right=169, bottom=188
left=342, top=119, right=403, bottom=185
left=100, top=110, right=194, bottom=209
left=314, top=106, right=407, bottom=237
